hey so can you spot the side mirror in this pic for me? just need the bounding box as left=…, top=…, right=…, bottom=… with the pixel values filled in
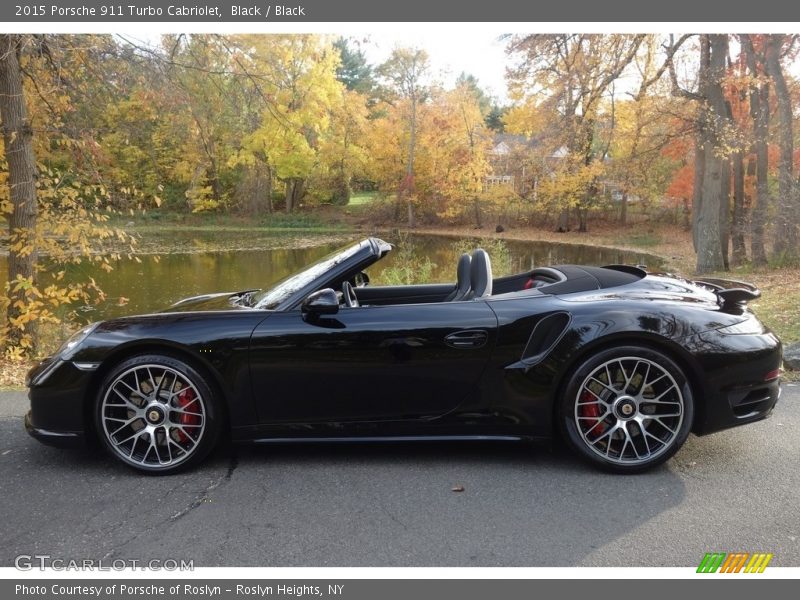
left=301, top=288, right=339, bottom=317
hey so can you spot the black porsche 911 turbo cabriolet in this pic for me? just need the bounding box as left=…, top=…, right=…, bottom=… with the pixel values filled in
left=26, top=237, right=782, bottom=474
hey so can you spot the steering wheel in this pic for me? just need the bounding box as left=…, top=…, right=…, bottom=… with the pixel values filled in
left=341, top=280, right=360, bottom=308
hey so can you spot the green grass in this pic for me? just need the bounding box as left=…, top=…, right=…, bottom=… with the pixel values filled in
left=110, top=210, right=350, bottom=232
left=625, top=233, right=661, bottom=248
left=347, top=191, right=378, bottom=206
left=704, top=265, right=800, bottom=347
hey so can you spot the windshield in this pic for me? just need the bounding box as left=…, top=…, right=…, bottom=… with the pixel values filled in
left=252, top=241, right=365, bottom=310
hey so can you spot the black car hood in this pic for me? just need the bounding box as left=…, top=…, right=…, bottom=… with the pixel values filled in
left=162, top=289, right=260, bottom=312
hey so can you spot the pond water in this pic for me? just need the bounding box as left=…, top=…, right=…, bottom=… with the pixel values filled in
left=1, top=229, right=663, bottom=322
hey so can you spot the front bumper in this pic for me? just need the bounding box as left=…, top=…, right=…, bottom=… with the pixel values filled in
left=25, top=358, right=93, bottom=447
left=24, top=411, right=85, bottom=448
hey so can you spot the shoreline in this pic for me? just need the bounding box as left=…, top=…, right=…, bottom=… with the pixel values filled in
left=404, top=226, right=673, bottom=266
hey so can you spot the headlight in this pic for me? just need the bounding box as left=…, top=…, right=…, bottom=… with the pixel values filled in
left=55, top=323, right=100, bottom=359
left=716, top=316, right=765, bottom=335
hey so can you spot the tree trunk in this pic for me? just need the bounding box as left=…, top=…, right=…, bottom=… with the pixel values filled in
left=731, top=151, right=747, bottom=265
left=691, top=134, right=705, bottom=253
left=242, top=164, right=263, bottom=216
left=695, top=35, right=728, bottom=274
left=472, top=197, right=483, bottom=229
left=404, top=95, right=417, bottom=229
left=285, top=180, right=294, bottom=213
left=556, top=208, right=570, bottom=232
left=620, top=192, right=628, bottom=225
left=208, top=161, right=222, bottom=204
left=578, top=182, right=596, bottom=233
left=0, top=34, right=39, bottom=351
left=765, top=34, right=797, bottom=260
left=284, top=178, right=304, bottom=214
left=578, top=207, right=589, bottom=232
left=265, top=164, right=273, bottom=213
left=682, top=197, right=691, bottom=230
left=742, top=35, right=769, bottom=266
left=719, top=157, right=730, bottom=270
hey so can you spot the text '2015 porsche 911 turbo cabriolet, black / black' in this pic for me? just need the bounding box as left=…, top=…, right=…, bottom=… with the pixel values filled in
left=26, top=237, right=782, bottom=474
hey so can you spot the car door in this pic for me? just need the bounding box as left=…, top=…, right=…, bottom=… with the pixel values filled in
left=249, top=300, right=498, bottom=423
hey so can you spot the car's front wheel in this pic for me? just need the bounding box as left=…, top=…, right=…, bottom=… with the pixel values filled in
left=559, top=345, right=694, bottom=473
left=95, top=354, right=221, bottom=474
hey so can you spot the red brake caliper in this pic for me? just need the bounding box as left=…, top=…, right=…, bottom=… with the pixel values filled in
left=579, top=391, right=606, bottom=435
left=174, top=388, right=200, bottom=443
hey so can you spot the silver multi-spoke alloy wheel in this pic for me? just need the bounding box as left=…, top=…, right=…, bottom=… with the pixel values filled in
left=574, top=357, right=683, bottom=465
left=99, top=359, right=214, bottom=472
left=561, top=346, right=693, bottom=473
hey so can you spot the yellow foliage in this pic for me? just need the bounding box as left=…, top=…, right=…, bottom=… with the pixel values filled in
left=186, top=185, right=221, bottom=213
left=1, top=37, right=134, bottom=357
left=366, top=84, right=493, bottom=216
left=535, top=153, right=606, bottom=211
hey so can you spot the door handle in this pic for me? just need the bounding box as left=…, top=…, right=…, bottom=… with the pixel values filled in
left=444, top=330, right=489, bottom=349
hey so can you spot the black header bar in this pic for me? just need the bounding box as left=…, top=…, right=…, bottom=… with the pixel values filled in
left=4, top=0, right=800, bottom=23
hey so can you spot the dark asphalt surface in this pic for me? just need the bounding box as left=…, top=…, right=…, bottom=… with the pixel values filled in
left=1, top=386, right=798, bottom=567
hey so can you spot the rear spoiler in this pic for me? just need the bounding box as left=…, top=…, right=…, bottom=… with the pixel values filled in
left=692, top=277, right=761, bottom=310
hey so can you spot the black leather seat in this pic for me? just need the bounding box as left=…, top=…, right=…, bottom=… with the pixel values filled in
left=467, top=249, right=493, bottom=299
left=445, top=253, right=472, bottom=301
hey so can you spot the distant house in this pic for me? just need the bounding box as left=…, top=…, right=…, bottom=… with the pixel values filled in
left=486, top=134, right=567, bottom=196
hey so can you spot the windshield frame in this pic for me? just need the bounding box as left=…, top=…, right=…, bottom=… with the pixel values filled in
left=252, top=238, right=391, bottom=311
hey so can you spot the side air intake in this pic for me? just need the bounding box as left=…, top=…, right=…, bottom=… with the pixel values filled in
left=521, top=312, right=571, bottom=365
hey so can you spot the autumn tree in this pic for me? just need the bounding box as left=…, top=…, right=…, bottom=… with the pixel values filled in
left=764, top=34, right=799, bottom=261
left=422, top=84, right=493, bottom=226
left=163, top=35, right=246, bottom=212
left=608, top=38, right=690, bottom=225
left=0, top=34, right=39, bottom=348
left=455, top=73, right=506, bottom=132
left=740, top=34, right=770, bottom=266
left=365, top=83, right=493, bottom=225
left=666, top=35, right=737, bottom=272
left=377, top=48, right=430, bottom=228
left=696, top=35, right=733, bottom=272
left=725, top=48, right=750, bottom=266
left=233, top=35, right=344, bottom=213
left=1, top=35, right=133, bottom=356
left=506, top=34, right=645, bottom=232
left=610, top=99, right=686, bottom=225
left=318, top=89, right=370, bottom=205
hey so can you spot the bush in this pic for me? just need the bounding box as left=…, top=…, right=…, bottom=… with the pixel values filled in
left=377, top=233, right=437, bottom=285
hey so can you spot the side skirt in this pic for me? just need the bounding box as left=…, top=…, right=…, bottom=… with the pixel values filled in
left=246, top=435, right=529, bottom=444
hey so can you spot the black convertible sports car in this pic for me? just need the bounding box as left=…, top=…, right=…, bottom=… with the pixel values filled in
left=26, top=237, right=782, bottom=474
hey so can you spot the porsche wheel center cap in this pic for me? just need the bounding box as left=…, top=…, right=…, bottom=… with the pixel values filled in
left=146, top=406, right=165, bottom=425
left=615, top=397, right=637, bottom=419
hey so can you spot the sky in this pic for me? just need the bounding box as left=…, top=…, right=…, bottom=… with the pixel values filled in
left=355, top=32, right=511, bottom=101
left=127, top=31, right=512, bottom=102
left=125, top=32, right=800, bottom=105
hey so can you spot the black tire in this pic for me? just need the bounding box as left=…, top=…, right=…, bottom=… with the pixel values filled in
left=558, top=345, right=694, bottom=474
left=94, top=354, right=221, bottom=474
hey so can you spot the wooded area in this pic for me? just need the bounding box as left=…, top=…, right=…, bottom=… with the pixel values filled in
left=2, top=33, right=800, bottom=355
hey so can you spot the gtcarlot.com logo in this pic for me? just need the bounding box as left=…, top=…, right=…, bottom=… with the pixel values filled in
left=14, top=554, right=194, bottom=571
left=697, top=552, right=773, bottom=573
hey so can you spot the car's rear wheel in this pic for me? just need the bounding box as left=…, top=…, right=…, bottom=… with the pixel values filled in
left=95, top=354, right=221, bottom=474
left=559, top=345, right=694, bottom=473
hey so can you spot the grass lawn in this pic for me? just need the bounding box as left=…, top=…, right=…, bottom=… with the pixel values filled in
left=108, top=210, right=349, bottom=233
left=347, top=191, right=379, bottom=207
